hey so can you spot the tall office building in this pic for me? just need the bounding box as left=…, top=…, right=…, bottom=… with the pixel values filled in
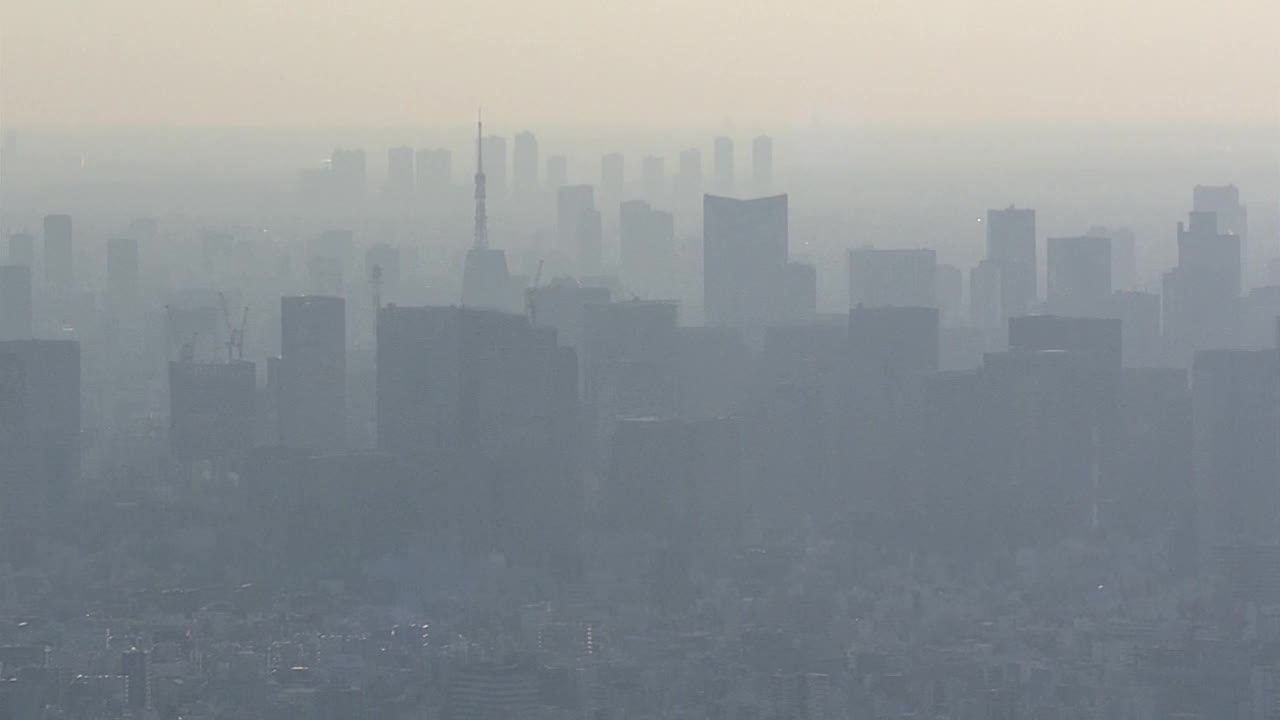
left=169, top=358, right=256, bottom=469
left=936, top=263, right=963, bottom=325
left=0, top=266, right=32, bottom=340
left=415, top=148, right=451, bottom=194
left=279, top=296, right=346, bottom=450
left=1086, top=225, right=1137, bottom=290
left=0, top=340, right=80, bottom=515
left=307, top=257, right=344, bottom=298
left=43, top=214, right=73, bottom=290
left=106, top=237, right=139, bottom=301
left=576, top=207, right=604, bottom=273
left=376, top=306, right=579, bottom=554
left=703, top=194, right=788, bottom=329
left=545, top=155, right=568, bottom=189
left=1047, top=235, right=1111, bottom=317
left=970, top=259, right=1003, bottom=337
left=848, top=248, right=937, bottom=308
left=601, top=153, right=624, bottom=198
left=557, top=185, right=597, bottom=268
left=1192, top=349, right=1280, bottom=552
left=365, top=243, right=401, bottom=306
left=641, top=155, right=665, bottom=203
left=386, top=146, right=415, bottom=196
left=1163, top=210, right=1241, bottom=362
left=713, top=137, right=735, bottom=195
left=752, top=135, right=773, bottom=194
left=620, top=200, right=676, bottom=298
left=513, top=131, right=539, bottom=195
left=1009, top=315, right=1122, bottom=369
left=985, top=205, right=1037, bottom=320
left=480, top=135, right=507, bottom=196
left=1194, top=184, right=1247, bottom=282
left=7, top=233, right=33, bottom=267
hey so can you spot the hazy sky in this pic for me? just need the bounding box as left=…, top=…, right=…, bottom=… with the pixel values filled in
left=3, top=0, right=1278, bottom=127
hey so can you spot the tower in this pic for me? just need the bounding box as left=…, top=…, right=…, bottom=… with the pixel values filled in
left=474, top=111, right=488, bottom=250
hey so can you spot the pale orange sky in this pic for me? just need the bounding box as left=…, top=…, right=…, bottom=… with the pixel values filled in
left=2, top=0, right=1277, bottom=127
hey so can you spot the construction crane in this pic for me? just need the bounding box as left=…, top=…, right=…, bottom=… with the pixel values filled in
left=217, top=292, right=250, bottom=362
left=165, top=305, right=197, bottom=363
left=526, top=259, right=544, bottom=327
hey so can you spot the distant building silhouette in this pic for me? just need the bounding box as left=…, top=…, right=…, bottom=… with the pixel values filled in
left=620, top=200, right=676, bottom=299
left=1163, top=210, right=1241, bottom=362
left=703, top=194, right=788, bottom=330
left=1086, top=225, right=1137, bottom=290
left=43, top=214, right=73, bottom=290
left=0, top=266, right=33, bottom=340
left=7, top=233, right=33, bottom=267
left=1047, top=235, right=1111, bottom=317
left=985, top=205, right=1037, bottom=321
left=557, top=185, right=598, bottom=272
left=279, top=296, right=346, bottom=451
left=848, top=248, right=937, bottom=309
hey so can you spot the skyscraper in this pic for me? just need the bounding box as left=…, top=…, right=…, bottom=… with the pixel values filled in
left=280, top=296, right=346, bottom=450
left=1194, top=184, right=1247, bottom=282
left=847, top=248, right=937, bottom=308
left=1163, top=210, right=1241, bottom=362
left=713, top=137, right=735, bottom=195
left=752, top=135, right=773, bottom=194
left=703, top=194, right=788, bottom=329
left=513, top=131, right=539, bottom=195
left=106, top=236, right=140, bottom=301
left=1046, top=235, right=1111, bottom=317
left=0, top=266, right=33, bottom=340
left=557, top=185, right=596, bottom=267
left=386, top=146, right=415, bottom=196
left=985, top=205, right=1037, bottom=321
left=601, top=153, right=624, bottom=198
left=7, top=233, right=33, bottom=267
left=43, top=214, right=73, bottom=290
left=620, top=200, right=676, bottom=298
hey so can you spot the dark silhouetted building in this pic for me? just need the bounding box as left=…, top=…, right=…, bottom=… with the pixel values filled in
left=1047, top=235, right=1111, bottom=317
left=1009, top=315, right=1122, bottom=369
left=848, top=248, right=937, bottom=308
left=0, top=266, right=33, bottom=340
left=1087, top=225, right=1137, bottom=290
left=169, top=360, right=255, bottom=468
left=121, top=650, right=147, bottom=711
left=986, top=205, right=1037, bottom=321
left=1108, top=290, right=1162, bottom=367
left=557, top=185, right=597, bottom=270
left=703, top=194, right=788, bottom=330
left=1163, top=210, right=1241, bottom=362
left=620, top=200, right=676, bottom=299
left=279, top=296, right=346, bottom=450
left=7, top=233, right=33, bottom=267
left=936, top=263, right=963, bottom=325
left=43, top=214, right=73, bottom=290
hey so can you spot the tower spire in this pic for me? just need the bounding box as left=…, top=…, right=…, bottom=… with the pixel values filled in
left=473, top=108, right=488, bottom=250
